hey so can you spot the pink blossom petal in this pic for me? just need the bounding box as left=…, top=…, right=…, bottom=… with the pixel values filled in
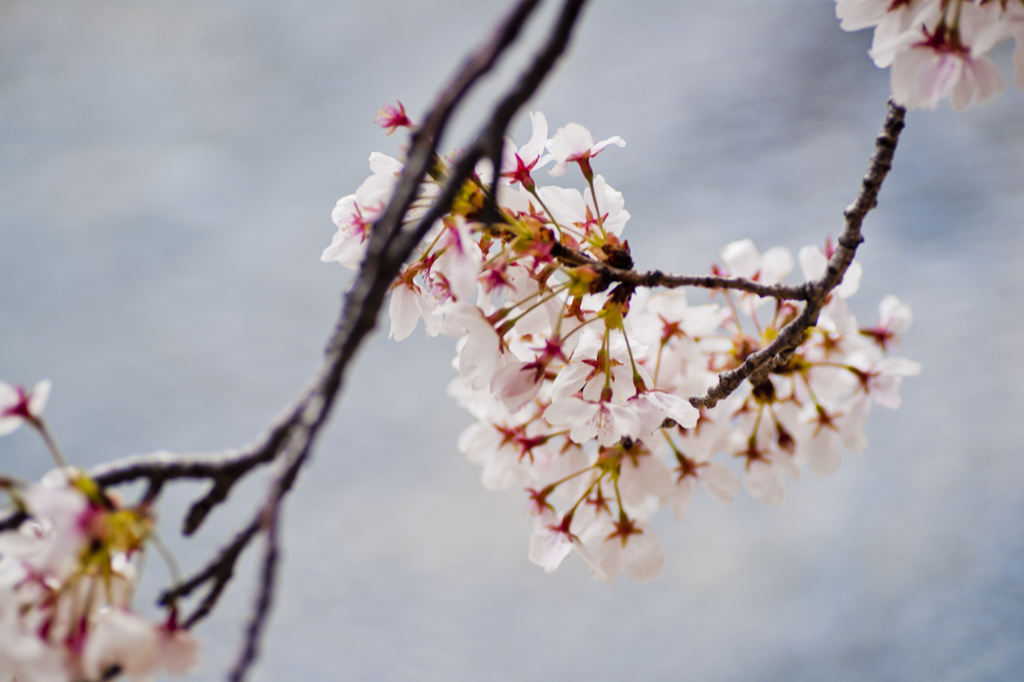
left=528, top=525, right=574, bottom=573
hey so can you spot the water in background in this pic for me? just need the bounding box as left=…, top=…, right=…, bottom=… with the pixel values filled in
left=2, top=1, right=1023, bottom=681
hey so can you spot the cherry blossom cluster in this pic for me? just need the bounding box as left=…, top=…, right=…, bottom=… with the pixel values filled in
left=0, top=381, right=200, bottom=682
left=837, top=0, right=1024, bottom=110
left=321, top=107, right=920, bottom=586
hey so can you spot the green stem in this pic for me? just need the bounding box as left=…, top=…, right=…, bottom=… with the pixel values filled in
left=620, top=327, right=644, bottom=390
left=585, top=175, right=608, bottom=240
left=31, top=417, right=70, bottom=470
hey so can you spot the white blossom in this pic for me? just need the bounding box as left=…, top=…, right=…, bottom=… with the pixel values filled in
left=547, top=123, right=625, bottom=177
left=589, top=519, right=666, bottom=586
left=0, top=380, right=51, bottom=437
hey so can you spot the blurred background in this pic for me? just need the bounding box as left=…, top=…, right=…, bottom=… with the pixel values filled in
left=2, top=1, right=1023, bottom=680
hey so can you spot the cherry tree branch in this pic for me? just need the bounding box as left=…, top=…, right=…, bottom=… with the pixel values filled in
left=549, top=242, right=813, bottom=300
left=689, top=99, right=906, bottom=409
left=89, top=403, right=301, bottom=490
left=160, top=518, right=260, bottom=626
left=226, top=470, right=283, bottom=682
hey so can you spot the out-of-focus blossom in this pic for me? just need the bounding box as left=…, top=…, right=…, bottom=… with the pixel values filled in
left=0, top=380, right=51, bottom=436
left=373, top=100, right=413, bottom=135
left=838, top=0, right=1018, bottom=111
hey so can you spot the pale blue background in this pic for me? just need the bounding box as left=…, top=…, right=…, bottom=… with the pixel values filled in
left=2, top=1, right=1023, bottom=681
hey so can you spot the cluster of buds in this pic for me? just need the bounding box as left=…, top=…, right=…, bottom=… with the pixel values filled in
left=0, top=381, right=200, bottom=682
left=322, top=108, right=920, bottom=585
left=837, top=0, right=1024, bottom=110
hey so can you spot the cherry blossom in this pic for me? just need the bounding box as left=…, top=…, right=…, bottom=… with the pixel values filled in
left=719, top=239, right=794, bottom=312
left=743, top=456, right=789, bottom=506
left=441, top=301, right=509, bottom=391
left=631, top=390, right=700, bottom=433
left=835, top=0, right=915, bottom=32
left=720, top=239, right=793, bottom=285
left=82, top=609, right=201, bottom=682
left=851, top=355, right=923, bottom=409
left=388, top=281, right=442, bottom=341
left=792, top=401, right=871, bottom=477
left=668, top=460, right=741, bottom=522
left=490, top=361, right=547, bottom=412
left=839, top=0, right=1021, bottom=111
left=861, top=294, right=913, bottom=352
left=544, top=396, right=642, bottom=447
left=537, top=175, right=630, bottom=239
left=527, top=513, right=589, bottom=574
left=890, top=34, right=1005, bottom=112
left=321, top=153, right=404, bottom=269
left=373, top=100, right=413, bottom=135
left=547, top=123, right=625, bottom=178
left=0, top=461, right=196, bottom=682
left=0, top=379, right=51, bottom=436
left=550, top=331, right=639, bottom=402
left=500, top=111, right=553, bottom=190
left=432, top=216, right=484, bottom=303
left=589, top=518, right=666, bottom=586
left=617, top=446, right=672, bottom=508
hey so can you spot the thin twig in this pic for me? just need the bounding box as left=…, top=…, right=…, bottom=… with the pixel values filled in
left=549, top=242, right=812, bottom=300
left=90, top=402, right=302, bottom=534
left=690, top=100, right=906, bottom=409
left=226, top=483, right=281, bottom=682
left=160, top=518, right=260, bottom=625
left=90, top=416, right=296, bottom=487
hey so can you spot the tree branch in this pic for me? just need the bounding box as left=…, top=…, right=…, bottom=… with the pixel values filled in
left=90, top=401, right=302, bottom=534
left=549, top=242, right=813, bottom=300
left=690, top=99, right=906, bottom=409
left=226, top=477, right=282, bottom=682
left=159, top=517, right=260, bottom=625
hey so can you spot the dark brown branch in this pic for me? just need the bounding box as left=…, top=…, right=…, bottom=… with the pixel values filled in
left=690, top=99, right=906, bottom=409
left=227, top=483, right=281, bottom=682
left=640, top=271, right=811, bottom=299
left=159, top=423, right=315, bottom=630
left=90, top=405, right=301, bottom=488
left=160, top=518, right=260, bottom=625
left=90, top=403, right=302, bottom=534
left=549, top=242, right=812, bottom=300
